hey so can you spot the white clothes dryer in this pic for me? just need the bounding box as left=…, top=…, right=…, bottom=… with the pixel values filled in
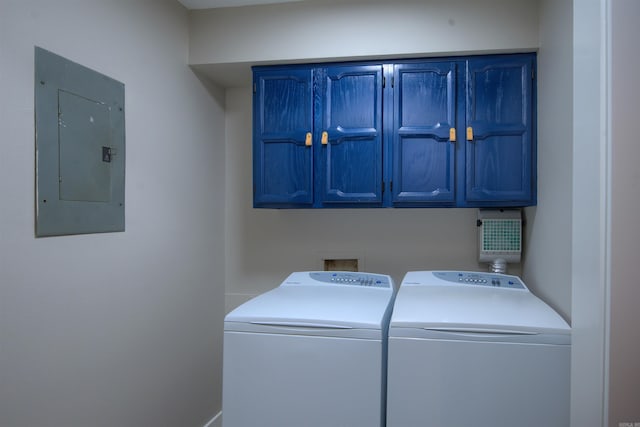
left=223, top=271, right=395, bottom=427
left=387, top=271, right=571, bottom=427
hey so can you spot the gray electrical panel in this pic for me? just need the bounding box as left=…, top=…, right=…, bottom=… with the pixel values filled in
left=35, top=47, right=125, bottom=236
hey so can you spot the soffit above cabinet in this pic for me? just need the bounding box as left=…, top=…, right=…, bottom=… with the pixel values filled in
left=186, top=0, right=539, bottom=86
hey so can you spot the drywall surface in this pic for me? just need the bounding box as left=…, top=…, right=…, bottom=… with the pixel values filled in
left=190, top=0, right=539, bottom=64
left=609, top=0, right=640, bottom=424
left=189, top=0, right=540, bottom=86
left=522, top=0, right=572, bottom=322
left=0, top=1, right=226, bottom=426
left=570, top=0, right=609, bottom=426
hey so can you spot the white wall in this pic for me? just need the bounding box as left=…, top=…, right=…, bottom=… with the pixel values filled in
left=608, top=0, right=640, bottom=423
left=571, top=0, right=609, bottom=425
left=0, top=1, right=226, bottom=426
left=190, top=0, right=540, bottom=87
left=191, top=0, right=539, bottom=66
left=523, top=0, right=573, bottom=321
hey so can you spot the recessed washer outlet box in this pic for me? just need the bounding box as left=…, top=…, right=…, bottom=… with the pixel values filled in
left=323, top=258, right=359, bottom=272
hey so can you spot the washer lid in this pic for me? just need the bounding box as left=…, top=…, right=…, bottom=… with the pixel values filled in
left=225, top=271, right=394, bottom=338
left=390, top=271, right=570, bottom=340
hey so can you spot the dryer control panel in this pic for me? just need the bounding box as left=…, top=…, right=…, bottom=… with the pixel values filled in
left=433, top=271, right=526, bottom=290
left=307, top=272, right=392, bottom=288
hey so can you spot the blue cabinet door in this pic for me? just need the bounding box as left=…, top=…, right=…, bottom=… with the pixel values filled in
left=253, top=69, right=314, bottom=207
left=465, top=55, right=535, bottom=204
left=392, top=61, right=460, bottom=205
left=317, top=65, right=383, bottom=205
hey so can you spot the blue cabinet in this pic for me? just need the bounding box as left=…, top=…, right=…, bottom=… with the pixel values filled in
left=253, top=65, right=383, bottom=208
left=253, top=54, right=536, bottom=208
left=253, top=68, right=314, bottom=206
left=391, top=61, right=462, bottom=205
left=465, top=55, right=536, bottom=205
left=318, top=65, right=384, bottom=205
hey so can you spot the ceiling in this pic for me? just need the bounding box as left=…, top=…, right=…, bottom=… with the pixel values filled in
left=177, top=0, right=304, bottom=9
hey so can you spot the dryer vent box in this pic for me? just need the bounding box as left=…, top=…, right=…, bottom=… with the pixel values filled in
left=477, top=209, right=522, bottom=263
left=35, top=47, right=125, bottom=237
left=324, top=258, right=359, bottom=272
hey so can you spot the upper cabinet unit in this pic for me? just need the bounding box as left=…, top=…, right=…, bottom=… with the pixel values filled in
left=253, top=53, right=536, bottom=209
left=253, top=65, right=383, bottom=208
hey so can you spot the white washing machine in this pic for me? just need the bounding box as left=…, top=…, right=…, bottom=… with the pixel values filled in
left=387, top=271, right=571, bottom=427
left=222, top=271, right=395, bottom=427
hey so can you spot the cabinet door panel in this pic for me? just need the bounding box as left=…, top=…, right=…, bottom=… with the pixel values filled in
left=254, top=70, right=313, bottom=206
left=262, top=140, right=313, bottom=201
left=320, top=66, right=383, bottom=204
left=466, top=56, right=533, bottom=202
left=393, top=62, right=457, bottom=203
left=468, top=135, right=526, bottom=193
left=397, top=137, right=454, bottom=197
left=326, top=137, right=378, bottom=198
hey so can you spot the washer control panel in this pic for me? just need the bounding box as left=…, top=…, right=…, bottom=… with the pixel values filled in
left=308, top=272, right=392, bottom=289
left=433, top=271, right=526, bottom=290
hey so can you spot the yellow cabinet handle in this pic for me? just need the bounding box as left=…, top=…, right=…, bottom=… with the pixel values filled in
left=305, top=132, right=312, bottom=147
left=321, top=131, right=329, bottom=145
left=449, top=128, right=456, bottom=142
left=466, top=126, right=474, bottom=141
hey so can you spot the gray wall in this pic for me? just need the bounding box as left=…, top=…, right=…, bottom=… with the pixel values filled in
left=189, top=0, right=539, bottom=70
left=0, top=1, right=226, bottom=426
left=523, top=0, right=572, bottom=322
left=609, top=0, right=640, bottom=423
left=571, top=0, right=608, bottom=424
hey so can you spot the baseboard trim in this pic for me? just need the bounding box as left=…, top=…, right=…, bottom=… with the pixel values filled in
left=203, top=411, right=222, bottom=427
